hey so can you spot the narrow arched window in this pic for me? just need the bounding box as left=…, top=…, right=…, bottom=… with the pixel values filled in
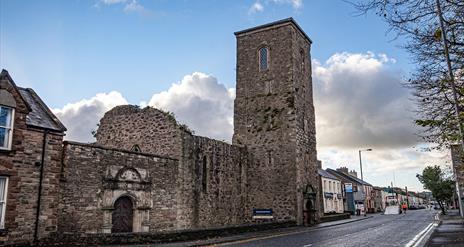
left=131, top=144, right=141, bottom=152
left=300, top=49, right=305, bottom=71
left=259, top=47, right=269, bottom=71
left=202, top=156, right=207, bottom=193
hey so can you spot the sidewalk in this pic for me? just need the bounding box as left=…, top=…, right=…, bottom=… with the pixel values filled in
left=314, top=214, right=374, bottom=228
left=426, top=209, right=464, bottom=247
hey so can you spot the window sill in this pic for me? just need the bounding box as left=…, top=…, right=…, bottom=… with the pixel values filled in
left=0, top=148, right=13, bottom=154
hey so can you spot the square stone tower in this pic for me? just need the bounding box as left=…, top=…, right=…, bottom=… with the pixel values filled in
left=233, top=18, right=320, bottom=225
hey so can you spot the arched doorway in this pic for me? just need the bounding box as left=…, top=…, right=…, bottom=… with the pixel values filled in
left=112, top=196, right=133, bottom=233
left=303, top=184, right=317, bottom=226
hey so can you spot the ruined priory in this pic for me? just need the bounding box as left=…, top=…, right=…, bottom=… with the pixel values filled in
left=0, top=18, right=321, bottom=245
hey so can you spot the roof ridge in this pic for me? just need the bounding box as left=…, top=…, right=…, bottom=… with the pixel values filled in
left=234, top=17, right=312, bottom=43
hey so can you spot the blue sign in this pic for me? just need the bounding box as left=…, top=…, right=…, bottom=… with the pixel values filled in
left=253, top=208, right=273, bottom=219
left=345, top=183, right=353, bottom=193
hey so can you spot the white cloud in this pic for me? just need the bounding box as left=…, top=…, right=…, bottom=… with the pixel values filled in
left=249, top=0, right=302, bottom=14
left=248, top=1, right=264, bottom=14
left=313, top=52, right=417, bottom=149
left=148, top=72, right=235, bottom=142
left=100, top=0, right=128, bottom=5
left=52, top=91, right=128, bottom=142
left=270, top=0, right=303, bottom=9
left=96, top=0, right=149, bottom=15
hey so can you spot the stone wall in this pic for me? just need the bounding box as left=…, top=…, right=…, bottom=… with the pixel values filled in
left=93, top=105, right=254, bottom=230
left=95, top=105, right=186, bottom=160
left=291, top=26, right=322, bottom=223
left=233, top=20, right=319, bottom=224
left=58, top=141, right=179, bottom=234
left=233, top=22, right=299, bottom=223
left=0, top=79, right=64, bottom=245
left=189, top=136, right=250, bottom=227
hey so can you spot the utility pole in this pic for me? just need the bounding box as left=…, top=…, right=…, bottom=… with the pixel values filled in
left=436, top=0, right=464, bottom=218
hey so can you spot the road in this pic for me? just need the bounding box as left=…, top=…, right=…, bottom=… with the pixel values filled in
left=215, top=209, right=437, bottom=247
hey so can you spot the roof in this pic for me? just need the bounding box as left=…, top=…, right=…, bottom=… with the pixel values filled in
left=18, top=87, right=66, bottom=132
left=234, top=17, right=312, bottom=43
left=326, top=168, right=372, bottom=186
left=318, top=169, right=339, bottom=180
left=0, top=69, right=32, bottom=112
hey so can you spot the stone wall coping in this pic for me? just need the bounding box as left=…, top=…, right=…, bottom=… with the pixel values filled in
left=63, top=141, right=178, bottom=161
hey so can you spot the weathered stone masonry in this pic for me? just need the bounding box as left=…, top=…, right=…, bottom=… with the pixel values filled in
left=59, top=141, right=179, bottom=234
left=1, top=18, right=321, bottom=245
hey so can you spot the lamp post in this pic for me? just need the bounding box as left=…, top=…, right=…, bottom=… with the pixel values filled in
left=359, top=148, right=372, bottom=181
left=359, top=148, right=372, bottom=215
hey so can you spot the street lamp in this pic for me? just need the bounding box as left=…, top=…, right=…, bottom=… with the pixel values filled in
left=359, top=148, right=372, bottom=216
left=359, top=148, right=372, bottom=181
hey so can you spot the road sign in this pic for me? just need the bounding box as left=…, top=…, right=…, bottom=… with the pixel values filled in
left=252, top=208, right=273, bottom=219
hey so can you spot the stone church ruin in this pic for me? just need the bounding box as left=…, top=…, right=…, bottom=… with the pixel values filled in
left=0, top=18, right=321, bottom=246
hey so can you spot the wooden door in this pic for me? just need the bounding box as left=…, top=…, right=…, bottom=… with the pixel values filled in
left=112, top=196, right=133, bottom=233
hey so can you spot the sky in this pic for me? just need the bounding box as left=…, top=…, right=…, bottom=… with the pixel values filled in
left=0, top=0, right=450, bottom=192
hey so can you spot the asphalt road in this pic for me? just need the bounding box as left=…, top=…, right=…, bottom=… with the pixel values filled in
left=216, top=209, right=437, bottom=247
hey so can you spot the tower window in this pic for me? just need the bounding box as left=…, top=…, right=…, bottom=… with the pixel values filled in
left=259, top=47, right=269, bottom=71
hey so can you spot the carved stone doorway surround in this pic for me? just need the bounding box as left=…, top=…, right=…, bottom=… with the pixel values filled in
left=101, top=165, right=152, bottom=233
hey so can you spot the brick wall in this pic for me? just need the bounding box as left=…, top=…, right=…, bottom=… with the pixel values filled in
left=0, top=79, right=64, bottom=245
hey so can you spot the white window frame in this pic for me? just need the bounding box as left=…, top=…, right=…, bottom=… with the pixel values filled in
left=0, top=176, right=8, bottom=229
left=0, top=106, right=14, bottom=151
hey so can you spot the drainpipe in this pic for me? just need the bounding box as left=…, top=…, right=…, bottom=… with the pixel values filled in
left=34, top=130, right=48, bottom=243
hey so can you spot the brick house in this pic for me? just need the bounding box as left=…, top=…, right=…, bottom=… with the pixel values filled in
left=0, top=69, right=66, bottom=245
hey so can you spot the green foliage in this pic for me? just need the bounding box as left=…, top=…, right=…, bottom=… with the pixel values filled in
left=417, top=165, right=455, bottom=214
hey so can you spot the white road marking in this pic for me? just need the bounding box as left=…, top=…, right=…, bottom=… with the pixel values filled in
left=404, top=222, right=435, bottom=247
left=302, top=244, right=313, bottom=247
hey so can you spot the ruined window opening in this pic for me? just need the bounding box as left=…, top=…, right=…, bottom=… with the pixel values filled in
left=300, top=49, right=305, bottom=72
left=0, top=106, right=14, bottom=150
left=202, top=157, right=207, bottom=193
left=259, top=47, right=269, bottom=71
left=131, top=145, right=141, bottom=152
left=265, top=81, right=272, bottom=94
left=0, top=176, right=8, bottom=229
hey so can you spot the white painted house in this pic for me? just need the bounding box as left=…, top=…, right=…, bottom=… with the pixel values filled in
left=318, top=169, right=344, bottom=214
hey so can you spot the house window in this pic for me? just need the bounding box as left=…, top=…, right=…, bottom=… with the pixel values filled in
left=0, top=176, right=8, bottom=229
left=259, top=47, right=269, bottom=71
left=0, top=106, right=14, bottom=150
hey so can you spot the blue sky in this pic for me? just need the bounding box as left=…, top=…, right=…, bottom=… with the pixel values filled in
left=1, top=0, right=409, bottom=108
left=1, top=0, right=445, bottom=192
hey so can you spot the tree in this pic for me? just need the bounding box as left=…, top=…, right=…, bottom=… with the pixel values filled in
left=417, top=165, right=455, bottom=214
left=352, top=0, right=464, bottom=148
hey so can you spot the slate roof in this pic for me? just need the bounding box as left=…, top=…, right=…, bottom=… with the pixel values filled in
left=234, top=17, right=312, bottom=43
left=18, top=87, right=66, bottom=133
left=326, top=168, right=372, bottom=186
left=318, top=168, right=339, bottom=180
